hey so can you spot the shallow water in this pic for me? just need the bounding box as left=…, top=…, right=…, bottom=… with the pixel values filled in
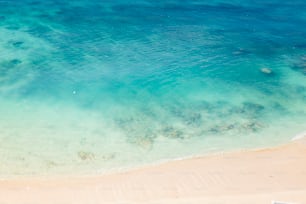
left=0, top=0, right=306, bottom=176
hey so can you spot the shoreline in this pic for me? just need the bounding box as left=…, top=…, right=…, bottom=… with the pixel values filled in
left=1, top=136, right=306, bottom=203
left=0, top=138, right=296, bottom=180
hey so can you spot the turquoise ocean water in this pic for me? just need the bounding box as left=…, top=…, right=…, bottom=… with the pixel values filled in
left=0, top=0, right=306, bottom=176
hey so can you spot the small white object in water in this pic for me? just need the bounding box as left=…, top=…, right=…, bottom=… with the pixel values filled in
left=260, top=67, right=273, bottom=74
left=73, top=90, right=77, bottom=95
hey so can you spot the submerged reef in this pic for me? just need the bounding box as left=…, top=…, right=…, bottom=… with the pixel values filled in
left=113, top=99, right=269, bottom=149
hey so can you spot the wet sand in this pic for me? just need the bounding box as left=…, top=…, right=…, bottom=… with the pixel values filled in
left=0, top=138, right=306, bottom=204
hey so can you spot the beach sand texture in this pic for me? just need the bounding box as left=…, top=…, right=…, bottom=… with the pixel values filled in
left=0, top=138, right=305, bottom=204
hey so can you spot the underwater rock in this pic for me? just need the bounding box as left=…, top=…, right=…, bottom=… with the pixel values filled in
left=168, top=104, right=204, bottom=127
left=184, top=113, right=202, bottom=126
left=240, top=102, right=265, bottom=115
left=260, top=67, right=273, bottom=75
left=241, top=121, right=264, bottom=132
left=163, top=127, right=185, bottom=139
left=77, top=151, right=95, bottom=161
left=116, top=114, right=158, bottom=147
left=100, top=153, right=116, bottom=161
left=126, top=128, right=157, bottom=150
left=209, top=124, right=236, bottom=134
left=10, top=59, right=22, bottom=65
left=198, top=101, right=213, bottom=112
left=17, top=157, right=26, bottom=161
left=115, top=117, right=137, bottom=128
left=46, top=160, right=57, bottom=168
left=168, top=105, right=184, bottom=118
left=272, top=102, right=287, bottom=113
left=5, top=25, right=20, bottom=30
left=12, top=41, right=24, bottom=48
left=1, top=59, right=22, bottom=68
left=134, top=137, right=154, bottom=150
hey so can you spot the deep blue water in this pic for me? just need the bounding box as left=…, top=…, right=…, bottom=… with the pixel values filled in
left=0, top=0, right=306, bottom=176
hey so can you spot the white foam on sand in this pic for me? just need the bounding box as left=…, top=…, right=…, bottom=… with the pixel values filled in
left=291, top=131, right=306, bottom=141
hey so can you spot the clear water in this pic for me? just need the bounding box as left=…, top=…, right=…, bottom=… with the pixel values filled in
left=0, top=0, right=306, bottom=176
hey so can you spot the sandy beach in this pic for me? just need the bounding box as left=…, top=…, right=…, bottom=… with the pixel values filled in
left=0, top=137, right=305, bottom=204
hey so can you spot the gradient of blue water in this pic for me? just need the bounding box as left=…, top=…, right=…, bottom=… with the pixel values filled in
left=0, top=0, right=306, bottom=176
